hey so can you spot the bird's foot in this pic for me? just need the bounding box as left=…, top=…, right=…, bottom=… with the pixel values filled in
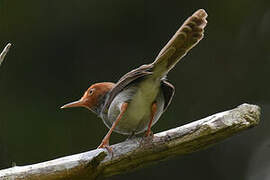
left=144, top=129, right=154, bottom=137
left=98, top=141, right=113, bottom=156
left=140, top=131, right=154, bottom=147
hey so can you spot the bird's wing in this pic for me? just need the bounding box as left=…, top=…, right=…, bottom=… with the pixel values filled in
left=102, top=64, right=153, bottom=112
left=161, top=80, right=175, bottom=112
left=152, top=9, right=208, bottom=78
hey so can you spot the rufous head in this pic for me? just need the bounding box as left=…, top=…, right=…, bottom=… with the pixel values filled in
left=61, top=82, right=115, bottom=113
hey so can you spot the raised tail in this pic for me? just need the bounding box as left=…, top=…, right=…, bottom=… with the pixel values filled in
left=152, top=9, right=208, bottom=78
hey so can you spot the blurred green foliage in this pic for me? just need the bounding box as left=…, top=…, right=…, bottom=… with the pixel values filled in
left=0, top=0, right=270, bottom=179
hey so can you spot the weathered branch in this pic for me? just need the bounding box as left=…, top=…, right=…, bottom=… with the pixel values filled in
left=0, top=103, right=261, bottom=180
left=0, top=43, right=11, bottom=67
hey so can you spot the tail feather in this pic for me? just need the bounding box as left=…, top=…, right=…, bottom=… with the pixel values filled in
left=152, top=9, right=208, bottom=78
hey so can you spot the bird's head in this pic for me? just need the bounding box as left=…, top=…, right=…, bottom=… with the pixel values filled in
left=61, top=82, right=115, bottom=113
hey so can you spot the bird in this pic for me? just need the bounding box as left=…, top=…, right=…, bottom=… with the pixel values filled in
left=61, top=9, right=208, bottom=150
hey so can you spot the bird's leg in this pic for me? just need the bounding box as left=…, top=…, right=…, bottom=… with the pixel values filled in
left=98, top=102, right=128, bottom=151
left=145, top=102, right=157, bottom=137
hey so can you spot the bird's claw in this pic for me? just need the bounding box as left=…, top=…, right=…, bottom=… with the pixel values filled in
left=98, top=141, right=114, bottom=157
left=140, top=131, right=154, bottom=147
left=144, top=130, right=154, bottom=137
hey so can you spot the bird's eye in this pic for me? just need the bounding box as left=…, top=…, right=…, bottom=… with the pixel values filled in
left=89, top=89, right=94, bottom=95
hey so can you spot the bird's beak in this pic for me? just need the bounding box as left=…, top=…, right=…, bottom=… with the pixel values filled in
left=60, top=100, right=85, bottom=109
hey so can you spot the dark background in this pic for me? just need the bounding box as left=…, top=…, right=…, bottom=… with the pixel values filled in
left=0, top=0, right=270, bottom=179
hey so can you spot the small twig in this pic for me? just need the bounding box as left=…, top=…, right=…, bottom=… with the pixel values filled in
left=0, top=43, right=11, bottom=67
left=0, top=103, right=261, bottom=180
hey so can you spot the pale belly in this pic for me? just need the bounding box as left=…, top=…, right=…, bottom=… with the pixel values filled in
left=104, top=79, right=165, bottom=135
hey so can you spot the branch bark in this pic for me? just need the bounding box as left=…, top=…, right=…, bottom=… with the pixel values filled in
left=0, top=103, right=261, bottom=180
left=0, top=43, right=11, bottom=67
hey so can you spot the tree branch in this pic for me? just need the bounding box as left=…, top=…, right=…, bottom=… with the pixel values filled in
left=0, top=103, right=261, bottom=180
left=0, top=43, right=11, bottom=67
